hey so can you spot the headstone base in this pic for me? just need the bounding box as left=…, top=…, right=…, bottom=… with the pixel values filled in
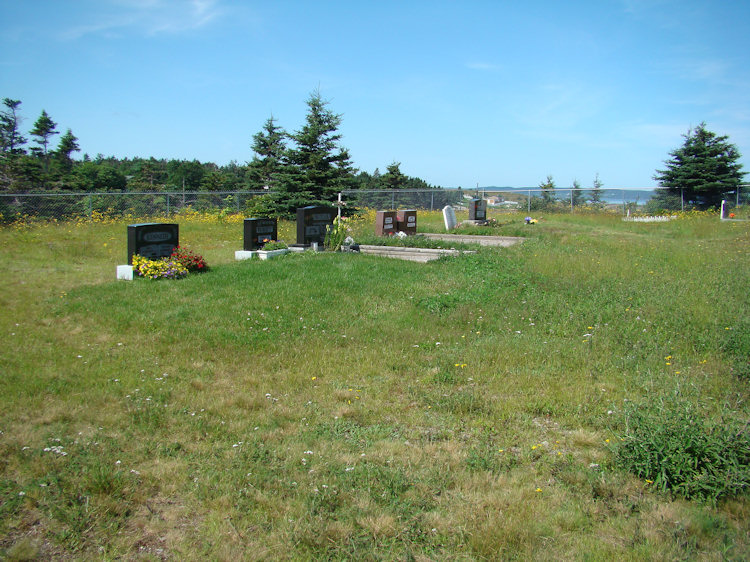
left=462, top=220, right=489, bottom=226
left=289, top=243, right=323, bottom=252
left=235, top=250, right=257, bottom=260
left=117, top=265, right=134, bottom=281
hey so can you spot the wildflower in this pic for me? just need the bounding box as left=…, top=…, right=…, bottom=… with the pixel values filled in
left=535, top=487, right=542, bottom=492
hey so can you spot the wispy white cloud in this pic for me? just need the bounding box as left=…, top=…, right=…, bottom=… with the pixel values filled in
left=514, top=81, right=608, bottom=131
left=61, top=0, right=225, bottom=40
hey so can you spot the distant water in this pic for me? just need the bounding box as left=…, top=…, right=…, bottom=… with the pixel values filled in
left=453, top=187, right=657, bottom=205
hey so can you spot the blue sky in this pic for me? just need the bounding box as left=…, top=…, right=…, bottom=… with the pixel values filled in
left=1, top=0, right=748, bottom=188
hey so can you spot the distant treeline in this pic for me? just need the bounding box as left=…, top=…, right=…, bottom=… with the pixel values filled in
left=0, top=94, right=456, bottom=218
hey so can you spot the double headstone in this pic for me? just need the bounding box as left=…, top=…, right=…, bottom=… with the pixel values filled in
left=127, top=223, right=179, bottom=265
left=396, top=209, right=417, bottom=235
left=244, top=218, right=277, bottom=250
left=468, top=198, right=487, bottom=221
left=296, top=206, right=337, bottom=247
left=375, top=210, right=398, bottom=236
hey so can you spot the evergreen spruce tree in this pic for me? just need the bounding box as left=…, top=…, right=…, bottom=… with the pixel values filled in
left=0, top=98, right=27, bottom=155
left=247, top=116, right=288, bottom=191
left=281, top=91, right=356, bottom=216
left=382, top=161, right=407, bottom=190
left=540, top=175, right=556, bottom=208
left=590, top=173, right=604, bottom=207
left=54, top=129, right=80, bottom=173
left=571, top=179, right=585, bottom=208
left=29, top=109, right=58, bottom=174
left=0, top=98, right=28, bottom=190
left=653, top=123, right=745, bottom=209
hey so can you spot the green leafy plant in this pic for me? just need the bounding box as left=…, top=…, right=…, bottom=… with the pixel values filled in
left=324, top=215, right=349, bottom=251
left=261, top=240, right=288, bottom=251
left=614, top=391, right=750, bottom=502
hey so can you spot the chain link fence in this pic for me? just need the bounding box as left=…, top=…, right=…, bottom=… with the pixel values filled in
left=0, top=191, right=268, bottom=223
left=1, top=186, right=746, bottom=223
left=342, top=188, right=662, bottom=214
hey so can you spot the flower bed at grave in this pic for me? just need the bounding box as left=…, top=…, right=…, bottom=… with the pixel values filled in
left=132, top=255, right=188, bottom=279
left=171, top=245, right=209, bottom=272
left=132, top=246, right=208, bottom=279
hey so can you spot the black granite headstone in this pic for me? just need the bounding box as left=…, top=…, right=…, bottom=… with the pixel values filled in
left=469, top=198, right=487, bottom=221
left=296, top=206, right=337, bottom=246
left=127, top=223, right=179, bottom=265
left=244, top=218, right=278, bottom=251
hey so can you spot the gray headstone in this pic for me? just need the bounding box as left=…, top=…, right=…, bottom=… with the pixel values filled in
left=443, top=206, right=457, bottom=231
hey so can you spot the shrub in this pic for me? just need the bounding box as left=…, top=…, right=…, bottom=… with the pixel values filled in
left=614, top=391, right=750, bottom=503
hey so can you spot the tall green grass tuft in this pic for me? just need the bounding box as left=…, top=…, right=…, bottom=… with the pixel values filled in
left=615, top=387, right=750, bottom=502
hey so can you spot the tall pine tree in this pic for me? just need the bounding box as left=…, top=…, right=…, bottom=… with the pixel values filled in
left=247, top=116, right=288, bottom=191
left=29, top=109, right=58, bottom=174
left=653, top=123, right=745, bottom=209
left=282, top=91, right=355, bottom=213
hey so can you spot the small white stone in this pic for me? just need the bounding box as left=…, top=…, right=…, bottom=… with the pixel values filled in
left=116, top=265, right=134, bottom=281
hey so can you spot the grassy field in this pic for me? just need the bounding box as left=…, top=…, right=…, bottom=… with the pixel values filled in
left=1, top=210, right=748, bottom=560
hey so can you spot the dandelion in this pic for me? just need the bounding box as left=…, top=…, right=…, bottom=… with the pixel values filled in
left=535, top=488, right=542, bottom=492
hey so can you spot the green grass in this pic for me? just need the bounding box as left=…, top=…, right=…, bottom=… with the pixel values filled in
left=1, top=211, right=749, bottom=560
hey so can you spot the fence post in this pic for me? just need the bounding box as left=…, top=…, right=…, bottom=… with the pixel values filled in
left=431, top=190, right=434, bottom=211
left=570, top=189, right=573, bottom=212
left=527, top=190, right=531, bottom=214
left=391, top=191, right=395, bottom=210
left=88, top=194, right=93, bottom=220
left=167, top=194, right=170, bottom=216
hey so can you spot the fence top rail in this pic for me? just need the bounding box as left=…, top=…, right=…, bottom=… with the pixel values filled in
left=0, top=190, right=272, bottom=197
left=342, top=187, right=668, bottom=194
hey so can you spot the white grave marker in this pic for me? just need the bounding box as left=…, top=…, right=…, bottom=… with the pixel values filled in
left=443, top=205, right=457, bottom=231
